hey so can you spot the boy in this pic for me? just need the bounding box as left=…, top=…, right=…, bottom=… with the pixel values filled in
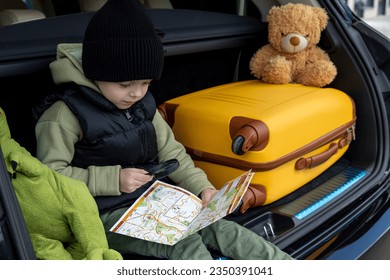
left=35, top=0, right=292, bottom=260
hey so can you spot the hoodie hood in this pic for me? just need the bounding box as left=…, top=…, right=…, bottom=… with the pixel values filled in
left=50, top=43, right=99, bottom=92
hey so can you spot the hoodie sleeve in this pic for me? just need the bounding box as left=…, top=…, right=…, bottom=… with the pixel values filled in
left=35, top=101, right=121, bottom=196
left=153, top=111, right=215, bottom=196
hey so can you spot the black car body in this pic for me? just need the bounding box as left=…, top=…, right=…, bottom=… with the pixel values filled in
left=0, top=0, right=390, bottom=260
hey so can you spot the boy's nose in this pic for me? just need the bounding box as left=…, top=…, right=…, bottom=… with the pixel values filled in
left=130, top=86, right=144, bottom=98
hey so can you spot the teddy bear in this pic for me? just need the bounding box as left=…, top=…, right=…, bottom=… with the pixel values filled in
left=0, top=107, right=123, bottom=260
left=249, top=3, right=337, bottom=88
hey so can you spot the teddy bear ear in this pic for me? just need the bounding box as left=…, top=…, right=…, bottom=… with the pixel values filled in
left=266, top=5, right=280, bottom=22
left=313, top=7, right=329, bottom=31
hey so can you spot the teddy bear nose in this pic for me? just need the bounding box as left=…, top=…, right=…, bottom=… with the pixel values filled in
left=290, top=36, right=301, bottom=46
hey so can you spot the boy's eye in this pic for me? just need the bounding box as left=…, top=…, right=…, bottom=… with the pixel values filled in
left=118, top=80, right=151, bottom=88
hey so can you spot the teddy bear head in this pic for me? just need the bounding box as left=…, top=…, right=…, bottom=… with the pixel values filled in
left=267, top=3, right=329, bottom=54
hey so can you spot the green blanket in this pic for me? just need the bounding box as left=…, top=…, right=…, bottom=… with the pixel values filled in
left=0, top=107, right=122, bottom=260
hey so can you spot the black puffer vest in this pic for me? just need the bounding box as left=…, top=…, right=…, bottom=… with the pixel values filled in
left=35, top=82, right=159, bottom=212
left=61, top=84, right=158, bottom=168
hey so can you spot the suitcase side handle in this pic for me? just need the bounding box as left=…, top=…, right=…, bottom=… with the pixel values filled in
left=295, top=142, right=339, bottom=170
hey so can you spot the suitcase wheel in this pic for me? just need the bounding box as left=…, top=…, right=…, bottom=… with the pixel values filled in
left=230, top=118, right=269, bottom=155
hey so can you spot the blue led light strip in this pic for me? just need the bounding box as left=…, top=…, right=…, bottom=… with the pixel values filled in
left=294, top=169, right=366, bottom=220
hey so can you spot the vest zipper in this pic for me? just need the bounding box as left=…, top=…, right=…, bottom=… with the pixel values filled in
left=141, top=122, right=149, bottom=162
left=124, top=109, right=133, bottom=121
left=125, top=109, right=150, bottom=161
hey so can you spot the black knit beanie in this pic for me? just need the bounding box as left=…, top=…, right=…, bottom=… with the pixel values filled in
left=82, top=0, right=164, bottom=82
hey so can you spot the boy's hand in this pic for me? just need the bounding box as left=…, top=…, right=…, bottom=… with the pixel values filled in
left=119, top=167, right=153, bottom=193
left=200, top=188, right=218, bottom=206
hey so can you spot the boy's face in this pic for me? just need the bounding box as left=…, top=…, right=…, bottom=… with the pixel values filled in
left=96, top=80, right=152, bottom=110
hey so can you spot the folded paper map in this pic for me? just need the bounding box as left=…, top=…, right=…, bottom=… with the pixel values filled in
left=110, top=170, right=253, bottom=245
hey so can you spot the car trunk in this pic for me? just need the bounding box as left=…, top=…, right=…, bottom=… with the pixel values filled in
left=0, top=5, right=389, bottom=259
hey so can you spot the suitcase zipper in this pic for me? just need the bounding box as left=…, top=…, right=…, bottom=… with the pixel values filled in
left=187, top=118, right=356, bottom=172
left=347, top=124, right=356, bottom=141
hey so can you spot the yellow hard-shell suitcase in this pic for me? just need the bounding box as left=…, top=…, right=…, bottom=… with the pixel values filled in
left=158, top=80, right=356, bottom=208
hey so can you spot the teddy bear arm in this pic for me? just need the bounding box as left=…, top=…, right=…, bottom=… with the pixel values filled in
left=250, top=46, right=293, bottom=84
left=249, top=45, right=280, bottom=78
left=306, top=47, right=333, bottom=64
left=296, top=47, right=337, bottom=87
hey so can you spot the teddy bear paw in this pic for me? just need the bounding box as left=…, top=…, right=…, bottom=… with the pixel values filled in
left=297, top=61, right=337, bottom=87
left=262, top=56, right=293, bottom=84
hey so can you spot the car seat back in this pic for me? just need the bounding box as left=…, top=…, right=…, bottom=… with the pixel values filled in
left=0, top=9, right=46, bottom=26
left=78, top=0, right=173, bottom=12
left=0, top=0, right=26, bottom=11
